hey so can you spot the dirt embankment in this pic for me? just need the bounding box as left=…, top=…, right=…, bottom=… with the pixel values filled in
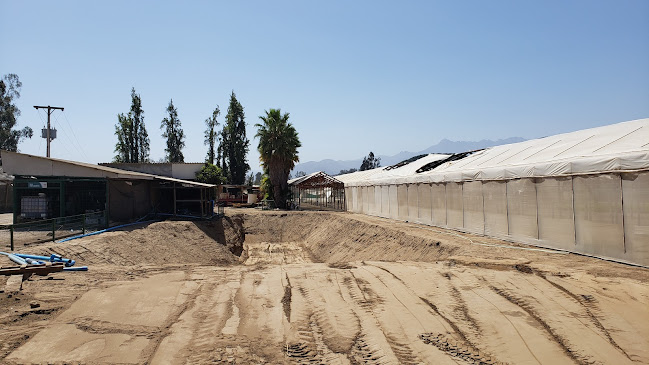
left=237, top=210, right=649, bottom=280
left=2, top=209, right=648, bottom=364
left=16, top=217, right=245, bottom=267
left=240, top=210, right=459, bottom=261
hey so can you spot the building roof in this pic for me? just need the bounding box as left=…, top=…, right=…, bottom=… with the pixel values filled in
left=0, top=151, right=215, bottom=188
left=99, top=162, right=205, bottom=166
left=289, top=171, right=344, bottom=188
left=340, top=118, right=649, bottom=186
left=337, top=154, right=450, bottom=185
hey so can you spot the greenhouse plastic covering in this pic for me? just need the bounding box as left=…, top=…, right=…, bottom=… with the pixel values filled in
left=339, top=119, right=649, bottom=267
left=338, top=119, right=649, bottom=186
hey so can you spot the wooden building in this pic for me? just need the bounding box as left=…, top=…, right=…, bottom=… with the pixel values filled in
left=1, top=151, right=216, bottom=224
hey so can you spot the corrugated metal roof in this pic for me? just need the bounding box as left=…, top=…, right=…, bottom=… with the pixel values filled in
left=288, top=171, right=343, bottom=187
left=0, top=151, right=215, bottom=188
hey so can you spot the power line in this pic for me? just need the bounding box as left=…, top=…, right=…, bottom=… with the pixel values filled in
left=61, top=110, right=89, bottom=160
left=53, top=117, right=88, bottom=161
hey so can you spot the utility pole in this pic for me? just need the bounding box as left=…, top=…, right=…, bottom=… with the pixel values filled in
left=33, top=105, right=64, bottom=158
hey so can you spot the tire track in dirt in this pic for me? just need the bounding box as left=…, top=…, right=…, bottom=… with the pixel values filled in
left=488, top=269, right=636, bottom=365
left=448, top=270, right=557, bottom=365
left=536, top=273, right=632, bottom=361
left=139, top=271, right=202, bottom=363
left=285, top=266, right=369, bottom=364
left=371, top=264, right=476, bottom=346
left=282, top=273, right=292, bottom=322
left=459, top=259, right=633, bottom=362
left=356, top=264, right=463, bottom=365
left=419, top=333, right=505, bottom=365
left=490, top=285, right=587, bottom=365
left=284, top=280, right=337, bottom=363
left=338, top=272, right=398, bottom=365
left=329, top=269, right=390, bottom=365
left=449, top=286, right=481, bottom=336
left=284, top=289, right=322, bottom=364
left=186, top=275, right=237, bottom=360
left=71, top=317, right=160, bottom=336
left=165, top=268, right=281, bottom=364
left=0, top=326, right=43, bottom=361
left=369, top=263, right=501, bottom=364
left=230, top=266, right=288, bottom=362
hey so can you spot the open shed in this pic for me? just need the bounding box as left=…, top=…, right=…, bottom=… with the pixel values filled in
left=289, top=171, right=345, bottom=210
left=0, top=151, right=216, bottom=223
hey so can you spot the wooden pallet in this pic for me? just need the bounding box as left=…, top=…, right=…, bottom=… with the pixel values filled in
left=0, top=262, right=65, bottom=277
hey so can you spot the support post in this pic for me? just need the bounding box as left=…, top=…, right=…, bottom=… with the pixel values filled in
left=4, top=183, right=9, bottom=211
left=13, top=182, right=18, bottom=224
left=173, top=182, right=177, bottom=216
left=105, top=180, right=109, bottom=228
left=200, top=188, right=205, bottom=217
left=10, top=225, right=14, bottom=251
left=59, top=180, right=66, bottom=218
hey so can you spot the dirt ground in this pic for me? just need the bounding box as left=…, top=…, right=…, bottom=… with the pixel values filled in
left=1, top=209, right=648, bottom=364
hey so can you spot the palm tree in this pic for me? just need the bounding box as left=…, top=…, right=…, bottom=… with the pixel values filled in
left=255, top=109, right=301, bottom=209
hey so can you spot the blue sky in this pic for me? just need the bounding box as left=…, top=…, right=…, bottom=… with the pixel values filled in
left=1, top=1, right=648, bottom=174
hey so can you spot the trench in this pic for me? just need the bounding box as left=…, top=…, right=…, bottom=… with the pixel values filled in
left=4, top=210, right=648, bottom=364
left=235, top=211, right=462, bottom=265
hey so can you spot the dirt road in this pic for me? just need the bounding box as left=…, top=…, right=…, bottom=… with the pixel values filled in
left=1, top=210, right=648, bottom=364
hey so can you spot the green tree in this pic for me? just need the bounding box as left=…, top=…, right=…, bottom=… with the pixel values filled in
left=260, top=174, right=272, bottom=201
left=160, top=99, right=185, bottom=162
left=338, top=168, right=358, bottom=175
left=114, top=88, right=149, bottom=162
left=204, top=106, right=220, bottom=165
left=217, top=139, right=225, bottom=172
left=0, top=74, right=33, bottom=151
left=253, top=172, right=262, bottom=185
left=255, top=108, right=301, bottom=209
left=221, top=91, right=249, bottom=184
left=195, top=163, right=226, bottom=184
left=360, top=151, right=381, bottom=171
left=114, top=113, right=131, bottom=162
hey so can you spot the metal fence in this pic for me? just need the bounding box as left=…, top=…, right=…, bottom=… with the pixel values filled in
left=1, top=211, right=107, bottom=251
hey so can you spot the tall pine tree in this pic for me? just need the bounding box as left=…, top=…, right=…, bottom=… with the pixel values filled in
left=360, top=152, right=381, bottom=171
left=220, top=91, right=249, bottom=184
left=114, top=113, right=131, bottom=162
left=160, top=99, right=185, bottom=163
left=114, top=88, right=149, bottom=162
left=204, top=106, right=220, bottom=165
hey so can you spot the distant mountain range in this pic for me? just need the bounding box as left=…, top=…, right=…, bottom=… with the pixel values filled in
left=293, top=137, right=526, bottom=176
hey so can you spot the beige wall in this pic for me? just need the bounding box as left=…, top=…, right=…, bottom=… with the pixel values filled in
left=345, top=171, right=649, bottom=267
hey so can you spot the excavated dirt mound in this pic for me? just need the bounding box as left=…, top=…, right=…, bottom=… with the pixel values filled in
left=16, top=217, right=245, bottom=266
left=2, top=209, right=648, bottom=364
left=241, top=210, right=461, bottom=261
left=239, top=209, right=649, bottom=280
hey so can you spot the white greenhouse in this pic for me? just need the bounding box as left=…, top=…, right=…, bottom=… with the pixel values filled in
left=338, top=118, right=649, bottom=267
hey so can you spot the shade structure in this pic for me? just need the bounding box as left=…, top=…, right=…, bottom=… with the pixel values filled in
left=288, top=171, right=345, bottom=211
left=337, top=118, right=649, bottom=266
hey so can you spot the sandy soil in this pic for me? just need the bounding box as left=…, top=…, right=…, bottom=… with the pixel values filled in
left=1, top=209, right=647, bottom=364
